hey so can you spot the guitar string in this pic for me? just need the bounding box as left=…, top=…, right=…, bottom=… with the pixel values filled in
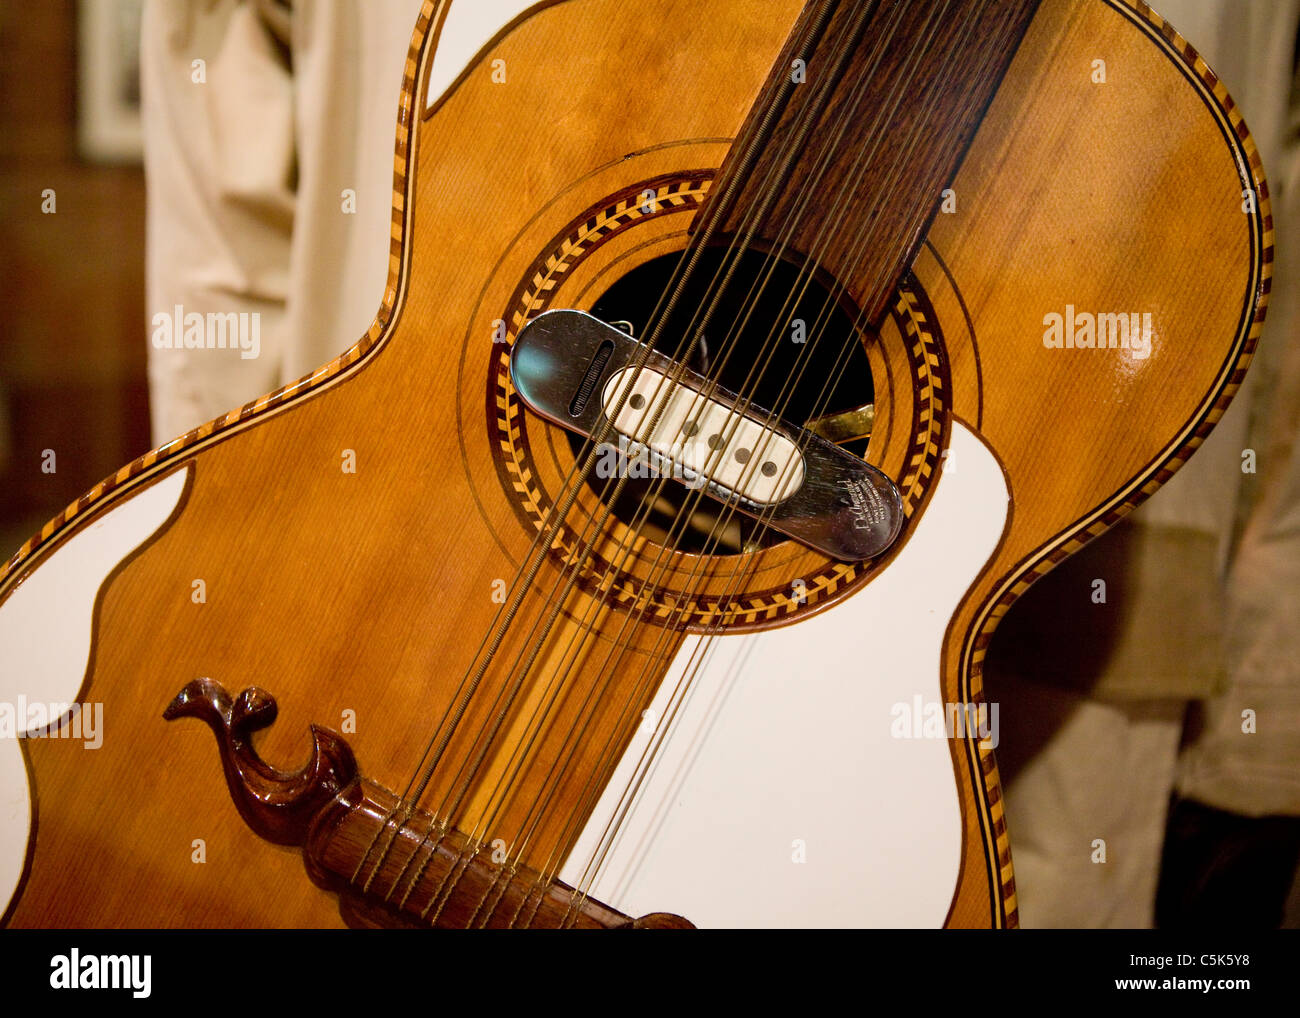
left=387, top=0, right=860, bottom=911
left=482, top=0, right=946, bottom=920
left=508, top=0, right=971, bottom=924
left=556, top=0, right=994, bottom=923
left=351, top=0, right=843, bottom=894
left=452, top=0, right=951, bottom=925
left=503, top=0, right=974, bottom=922
left=553, top=30, right=1003, bottom=928
left=374, top=0, right=967, bottom=925
left=398, top=0, right=887, bottom=919
left=409, top=0, right=901, bottom=922
left=547, top=0, right=978, bottom=924
left=457, top=0, right=956, bottom=925
left=543, top=0, right=989, bottom=924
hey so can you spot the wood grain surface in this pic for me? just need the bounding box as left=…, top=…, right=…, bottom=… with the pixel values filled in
left=1, top=0, right=1268, bottom=928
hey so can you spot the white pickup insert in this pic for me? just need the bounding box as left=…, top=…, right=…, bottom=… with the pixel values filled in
left=601, top=366, right=805, bottom=505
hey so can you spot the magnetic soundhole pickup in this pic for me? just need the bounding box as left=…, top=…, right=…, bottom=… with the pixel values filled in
left=509, top=310, right=903, bottom=560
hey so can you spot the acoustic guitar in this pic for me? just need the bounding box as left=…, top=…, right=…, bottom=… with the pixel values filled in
left=0, top=0, right=1269, bottom=928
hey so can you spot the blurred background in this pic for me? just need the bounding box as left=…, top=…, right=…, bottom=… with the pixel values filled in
left=0, top=0, right=149, bottom=556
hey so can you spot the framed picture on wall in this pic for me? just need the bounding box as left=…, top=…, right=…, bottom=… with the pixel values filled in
left=77, top=0, right=144, bottom=162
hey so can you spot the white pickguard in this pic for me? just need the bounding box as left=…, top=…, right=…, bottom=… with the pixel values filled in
left=0, top=468, right=190, bottom=913
left=425, top=0, right=541, bottom=111
left=559, top=423, right=1009, bottom=926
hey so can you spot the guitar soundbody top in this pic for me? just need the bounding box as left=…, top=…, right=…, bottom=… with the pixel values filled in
left=0, top=0, right=1267, bottom=928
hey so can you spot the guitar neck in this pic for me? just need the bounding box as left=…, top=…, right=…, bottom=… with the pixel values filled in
left=702, top=0, right=1042, bottom=326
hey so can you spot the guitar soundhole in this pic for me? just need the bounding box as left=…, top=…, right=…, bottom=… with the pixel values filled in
left=578, top=245, right=874, bottom=553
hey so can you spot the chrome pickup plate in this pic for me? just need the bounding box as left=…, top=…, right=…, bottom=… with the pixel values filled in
left=509, top=310, right=903, bottom=561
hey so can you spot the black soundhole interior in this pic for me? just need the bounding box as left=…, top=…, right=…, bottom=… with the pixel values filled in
left=571, top=245, right=874, bottom=554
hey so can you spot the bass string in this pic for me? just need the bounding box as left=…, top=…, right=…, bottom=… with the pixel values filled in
left=413, top=0, right=884, bottom=861
left=391, top=0, right=888, bottom=918
left=550, top=0, right=988, bottom=923
left=473, top=0, right=951, bottom=925
left=481, top=0, right=928, bottom=905
left=400, top=0, right=857, bottom=864
left=350, top=0, right=846, bottom=894
left=384, top=0, right=967, bottom=925
left=413, top=0, right=908, bottom=913
left=429, top=0, right=942, bottom=923
left=558, top=16, right=995, bottom=928
left=541, top=0, right=981, bottom=919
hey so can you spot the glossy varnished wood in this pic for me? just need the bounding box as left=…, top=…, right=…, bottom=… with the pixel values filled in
left=921, top=0, right=1266, bottom=924
left=4, top=0, right=808, bottom=928
left=1, top=0, right=1268, bottom=928
left=710, top=0, right=1043, bottom=324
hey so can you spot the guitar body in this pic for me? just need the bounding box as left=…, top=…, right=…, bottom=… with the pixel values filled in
left=0, top=0, right=1267, bottom=928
